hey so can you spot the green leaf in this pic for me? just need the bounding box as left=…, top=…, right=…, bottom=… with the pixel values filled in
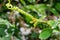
left=36, top=22, right=50, bottom=29
left=26, top=4, right=47, bottom=15
left=25, top=16, right=32, bottom=23
left=48, top=20, right=59, bottom=29
left=34, top=4, right=47, bottom=15
left=27, top=0, right=36, bottom=3
left=0, top=28, right=5, bottom=37
left=29, top=11, right=39, bottom=19
left=39, top=28, right=52, bottom=39
left=57, top=19, right=60, bottom=24
left=31, top=32, right=39, bottom=38
left=55, top=3, right=60, bottom=11
left=0, top=18, right=9, bottom=25
left=0, top=18, right=15, bottom=28
left=26, top=5, right=35, bottom=10
left=19, top=0, right=26, bottom=5
left=50, top=8, right=59, bottom=16
left=48, top=20, right=56, bottom=26
left=0, top=34, right=12, bottom=40
left=44, top=0, right=47, bottom=2
left=7, top=27, right=14, bottom=33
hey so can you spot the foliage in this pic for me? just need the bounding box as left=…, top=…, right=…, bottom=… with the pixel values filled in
left=0, top=0, right=60, bottom=40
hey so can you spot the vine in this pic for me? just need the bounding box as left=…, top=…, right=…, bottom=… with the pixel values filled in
left=6, top=0, right=47, bottom=28
left=0, top=0, right=59, bottom=40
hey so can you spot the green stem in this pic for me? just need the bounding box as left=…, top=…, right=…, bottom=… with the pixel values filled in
left=6, top=3, right=38, bottom=22
left=6, top=3, right=47, bottom=27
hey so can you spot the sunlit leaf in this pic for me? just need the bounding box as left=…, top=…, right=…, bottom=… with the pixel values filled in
left=48, top=20, right=59, bottom=29
left=39, top=28, right=52, bottom=39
